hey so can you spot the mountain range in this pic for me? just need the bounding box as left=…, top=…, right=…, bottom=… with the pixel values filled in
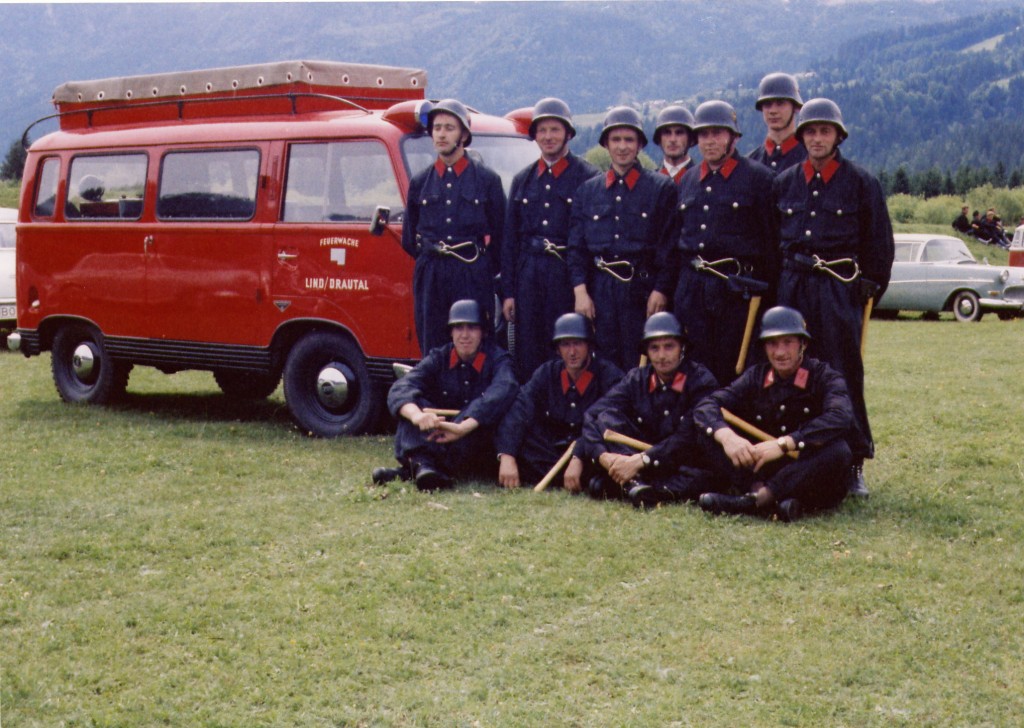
left=1, top=0, right=1021, bottom=176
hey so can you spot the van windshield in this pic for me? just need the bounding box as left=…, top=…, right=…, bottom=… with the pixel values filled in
left=402, top=134, right=537, bottom=198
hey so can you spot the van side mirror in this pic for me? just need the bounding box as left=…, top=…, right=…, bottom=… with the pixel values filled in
left=369, top=206, right=391, bottom=236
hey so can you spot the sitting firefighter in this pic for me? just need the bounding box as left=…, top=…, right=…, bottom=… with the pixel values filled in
left=374, top=299, right=518, bottom=491
left=495, top=313, right=623, bottom=492
left=580, top=312, right=718, bottom=509
left=694, top=306, right=855, bottom=522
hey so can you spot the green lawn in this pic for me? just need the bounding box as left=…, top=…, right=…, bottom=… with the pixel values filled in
left=2, top=316, right=1023, bottom=726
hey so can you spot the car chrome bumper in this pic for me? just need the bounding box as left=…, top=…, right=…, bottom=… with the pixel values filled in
left=7, top=331, right=21, bottom=351
left=980, top=298, right=1024, bottom=312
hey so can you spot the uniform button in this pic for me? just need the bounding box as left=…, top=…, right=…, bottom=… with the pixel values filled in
left=474, top=199, right=480, bottom=204
left=756, top=415, right=762, bottom=421
left=446, top=183, right=452, bottom=189
left=446, top=235, right=453, bottom=241
left=663, top=410, right=670, bottom=416
left=810, top=211, right=816, bottom=218
left=616, top=196, right=622, bottom=202
left=706, top=186, right=712, bottom=193
left=837, top=210, right=843, bottom=216
left=567, top=198, right=573, bottom=204
left=570, top=402, right=577, bottom=408
left=680, top=203, right=687, bottom=210
left=700, top=224, right=707, bottom=230
left=464, top=381, right=469, bottom=386
left=798, top=441, right=805, bottom=450
left=545, top=185, right=551, bottom=191
left=706, top=426, right=713, bottom=435
left=653, top=460, right=660, bottom=467
left=593, top=215, right=600, bottom=221
left=614, top=234, right=620, bottom=239
left=804, top=407, right=810, bottom=414
left=618, top=179, right=625, bottom=185
left=703, top=205, right=709, bottom=212
left=787, top=208, right=793, bottom=215
left=615, top=216, right=620, bottom=221
left=780, top=426, right=787, bottom=433
left=637, top=417, right=643, bottom=423
left=815, top=172, right=821, bottom=179
left=544, top=202, right=550, bottom=208
left=698, top=242, right=705, bottom=250
left=805, top=230, right=812, bottom=237
left=447, top=167, right=454, bottom=174
left=421, top=199, right=427, bottom=205
left=641, top=212, right=648, bottom=218
left=732, top=201, right=739, bottom=208
left=545, top=411, right=550, bottom=417
left=542, top=220, right=549, bottom=226
left=812, top=190, right=819, bottom=197
left=771, top=161, right=778, bottom=168
left=780, top=405, right=786, bottom=412
left=446, top=200, right=452, bottom=205
left=446, top=218, right=452, bottom=223
left=522, top=198, right=528, bottom=205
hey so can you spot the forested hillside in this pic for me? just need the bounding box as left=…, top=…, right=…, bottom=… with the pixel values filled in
left=572, top=7, right=1024, bottom=183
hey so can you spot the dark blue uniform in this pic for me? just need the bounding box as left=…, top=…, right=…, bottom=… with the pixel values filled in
left=495, top=356, right=623, bottom=484
left=502, top=154, right=600, bottom=381
left=581, top=359, right=718, bottom=500
left=671, top=153, right=778, bottom=386
left=387, top=340, right=518, bottom=479
left=567, top=165, right=678, bottom=372
left=747, top=135, right=807, bottom=175
left=773, top=153, right=894, bottom=459
left=694, top=357, right=854, bottom=510
left=403, top=156, right=506, bottom=354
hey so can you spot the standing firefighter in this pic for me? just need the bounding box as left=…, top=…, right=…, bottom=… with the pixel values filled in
left=567, top=106, right=678, bottom=372
left=495, top=313, right=623, bottom=491
left=581, top=312, right=718, bottom=509
left=694, top=306, right=855, bottom=522
left=772, top=98, right=894, bottom=496
left=375, top=300, right=518, bottom=491
left=402, top=99, right=506, bottom=354
left=748, top=72, right=807, bottom=175
left=654, top=104, right=696, bottom=185
left=670, top=100, right=778, bottom=386
left=502, top=98, right=600, bottom=382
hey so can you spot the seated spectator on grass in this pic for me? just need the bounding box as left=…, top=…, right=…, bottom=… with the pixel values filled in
left=951, top=205, right=972, bottom=235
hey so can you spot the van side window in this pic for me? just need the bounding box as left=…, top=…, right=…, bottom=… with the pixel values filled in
left=66, top=154, right=147, bottom=220
left=158, top=149, right=260, bottom=220
left=282, top=141, right=402, bottom=223
left=33, top=157, right=61, bottom=218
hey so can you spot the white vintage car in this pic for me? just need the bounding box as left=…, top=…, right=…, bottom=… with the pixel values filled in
left=875, top=234, right=1024, bottom=321
left=0, top=207, right=17, bottom=330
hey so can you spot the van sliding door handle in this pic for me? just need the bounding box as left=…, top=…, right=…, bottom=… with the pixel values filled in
left=277, top=251, right=298, bottom=262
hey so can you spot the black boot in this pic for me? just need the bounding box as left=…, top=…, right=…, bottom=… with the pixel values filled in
left=371, top=463, right=411, bottom=485
left=698, top=492, right=759, bottom=516
left=848, top=464, right=869, bottom=498
left=628, top=482, right=676, bottom=510
left=412, top=460, right=453, bottom=492
left=775, top=498, right=804, bottom=522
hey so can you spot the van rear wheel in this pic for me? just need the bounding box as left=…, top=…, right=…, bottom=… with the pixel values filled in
left=283, top=331, right=380, bottom=437
left=51, top=324, right=131, bottom=404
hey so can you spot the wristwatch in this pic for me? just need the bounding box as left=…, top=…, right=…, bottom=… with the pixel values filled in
left=776, top=436, right=790, bottom=453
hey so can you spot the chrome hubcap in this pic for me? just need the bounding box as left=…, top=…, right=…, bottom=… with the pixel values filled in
left=72, top=344, right=96, bottom=379
left=316, top=366, right=350, bottom=409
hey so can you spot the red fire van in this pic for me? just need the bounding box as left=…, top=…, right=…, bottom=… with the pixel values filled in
left=10, top=61, right=536, bottom=436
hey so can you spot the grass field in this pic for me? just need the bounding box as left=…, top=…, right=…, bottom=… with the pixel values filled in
left=2, top=316, right=1023, bottom=726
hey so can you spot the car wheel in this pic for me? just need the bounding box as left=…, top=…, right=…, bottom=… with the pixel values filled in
left=283, top=331, right=381, bottom=437
left=213, top=369, right=280, bottom=399
left=952, top=291, right=983, bottom=322
left=51, top=324, right=131, bottom=403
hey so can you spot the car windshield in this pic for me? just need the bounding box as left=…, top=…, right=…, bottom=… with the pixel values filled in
left=402, top=134, right=538, bottom=198
left=923, top=238, right=975, bottom=263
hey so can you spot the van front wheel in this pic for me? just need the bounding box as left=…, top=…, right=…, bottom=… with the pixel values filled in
left=51, top=324, right=131, bottom=404
left=283, top=331, right=380, bottom=437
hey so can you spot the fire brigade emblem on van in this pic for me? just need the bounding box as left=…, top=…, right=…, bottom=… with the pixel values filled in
left=330, top=249, right=346, bottom=266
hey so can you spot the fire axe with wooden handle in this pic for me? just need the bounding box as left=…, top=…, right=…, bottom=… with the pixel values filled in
left=729, top=275, right=771, bottom=376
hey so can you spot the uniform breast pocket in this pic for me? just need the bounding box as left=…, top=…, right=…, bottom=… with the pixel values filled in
left=777, top=198, right=807, bottom=241
left=624, top=199, right=653, bottom=240
left=459, top=188, right=489, bottom=227
left=822, top=199, right=861, bottom=240
left=718, top=192, right=757, bottom=235
left=583, top=203, right=615, bottom=242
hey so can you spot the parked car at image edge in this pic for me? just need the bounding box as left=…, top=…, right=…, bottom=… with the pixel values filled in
left=0, top=207, right=17, bottom=331
left=875, top=233, right=1024, bottom=322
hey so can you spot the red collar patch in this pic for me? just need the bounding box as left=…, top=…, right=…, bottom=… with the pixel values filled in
left=802, top=157, right=840, bottom=184
left=765, top=135, right=800, bottom=155
left=764, top=367, right=809, bottom=389
left=434, top=155, right=469, bottom=178
left=449, top=348, right=487, bottom=372
left=537, top=156, right=570, bottom=178
left=700, top=155, right=738, bottom=181
left=605, top=166, right=641, bottom=190
left=561, top=367, right=594, bottom=395
left=661, top=165, right=688, bottom=184
left=649, top=371, right=686, bottom=393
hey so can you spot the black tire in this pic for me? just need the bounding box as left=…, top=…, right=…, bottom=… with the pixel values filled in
left=213, top=369, right=280, bottom=400
left=283, top=331, right=381, bottom=437
left=997, top=311, right=1020, bottom=321
left=871, top=309, right=899, bottom=320
left=952, top=291, right=983, bottom=322
left=51, top=324, right=131, bottom=404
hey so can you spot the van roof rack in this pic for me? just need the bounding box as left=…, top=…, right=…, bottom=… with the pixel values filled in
left=51, top=60, right=427, bottom=130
